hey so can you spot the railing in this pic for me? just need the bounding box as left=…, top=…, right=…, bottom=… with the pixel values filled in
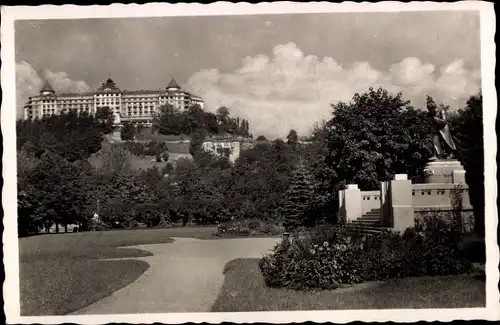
left=361, top=191, right=381, bottom=215
left=411, top=183, right=470, bottom=207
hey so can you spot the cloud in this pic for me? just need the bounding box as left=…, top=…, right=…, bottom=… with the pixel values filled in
left=16, top=61, right=92, bottom=118
left=185, top=42, right=481, bottom=139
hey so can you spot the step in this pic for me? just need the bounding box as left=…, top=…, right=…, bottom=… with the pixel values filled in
left=362, top=216, right=380, bottom=220
left=352, top=221, right=381, bottom=226
left=342, top=225, right=388, bottom=234
left=353, top=219, right=380, bottom=223
left=357, top=215, right=380, bottom=220
left=352, top=224, right=381, bottom=228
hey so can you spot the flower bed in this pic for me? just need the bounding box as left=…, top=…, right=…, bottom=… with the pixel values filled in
left=214, top=219, right=285, bottom=237
left=259, top=215, right=473, bottom=290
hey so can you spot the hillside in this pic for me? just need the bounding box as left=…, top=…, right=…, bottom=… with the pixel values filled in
left=88, top=140, right=192, bottom=172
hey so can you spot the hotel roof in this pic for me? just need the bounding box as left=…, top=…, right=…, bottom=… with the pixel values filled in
left=96, top=77, right=121, bottom=92
left=27, top=76, right=204, bottom=102
left=122, top=89, right=161, bottom=95
left=58, top=92, right=94, bottom=97
left=167, top=78, right=180, bottom=89
left=40, top=81, right=55, bottom=93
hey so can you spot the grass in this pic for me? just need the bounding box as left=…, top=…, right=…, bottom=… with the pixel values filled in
left=19, top=227, right=217, bottom=316
left=211, top=258, right=486, bottom=312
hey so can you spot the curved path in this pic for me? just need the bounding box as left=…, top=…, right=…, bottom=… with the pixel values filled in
left=71, top=237, right=280, bottom=315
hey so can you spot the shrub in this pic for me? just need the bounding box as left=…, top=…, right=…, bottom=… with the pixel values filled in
left=259, top=215, right=473, bottom=290
left=260, top=232, right=366, bottom=290
left=214, top=219, right=284, bottom=237
left=396, top=215, right=472, bottom=277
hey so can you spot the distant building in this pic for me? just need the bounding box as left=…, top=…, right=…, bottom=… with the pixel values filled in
left=202, top=136, right=254, bottom=163
left=23, top=77, right=204, bottom=127
left=202, top=140, right=240, bottom=162
left=298, top=136, right=313, bottom=145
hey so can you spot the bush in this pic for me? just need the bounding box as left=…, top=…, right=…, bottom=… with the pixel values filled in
left=260, top=232, right=366, bottom=290
left=259, top=215, right=473, bottom=290
left=214, top=219, right=285, bottom=237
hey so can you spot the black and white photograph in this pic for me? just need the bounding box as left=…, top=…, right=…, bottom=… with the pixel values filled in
left=2, top=2, right=498, bottom=324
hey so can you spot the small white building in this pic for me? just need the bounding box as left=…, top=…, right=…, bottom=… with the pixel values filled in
left=202, top=139, right=241, bottom=163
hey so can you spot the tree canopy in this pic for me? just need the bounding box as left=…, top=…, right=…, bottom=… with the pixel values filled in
left=324, top=87, right=432, bottom=191
left=152, top=104, right=251, bottom=137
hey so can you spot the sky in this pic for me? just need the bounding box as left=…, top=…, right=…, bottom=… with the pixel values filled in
left=15, top=11, right=481, bottom=139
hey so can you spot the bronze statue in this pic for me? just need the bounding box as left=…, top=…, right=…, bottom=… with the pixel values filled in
left=426, top=97, right=457, bottom=161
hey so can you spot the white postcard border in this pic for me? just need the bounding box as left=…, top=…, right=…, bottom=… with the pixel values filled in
left=2, top=1, right=498, bottom=324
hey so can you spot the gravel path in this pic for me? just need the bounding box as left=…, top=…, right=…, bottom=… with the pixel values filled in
left=71, top=237, right=280, bottom=315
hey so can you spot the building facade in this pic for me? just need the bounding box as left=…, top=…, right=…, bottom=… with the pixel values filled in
left=202, top=136, right=255, bottom=163
left=202, top=140, right=241, bottom=163
left=23, top=77, right=204, bottom=126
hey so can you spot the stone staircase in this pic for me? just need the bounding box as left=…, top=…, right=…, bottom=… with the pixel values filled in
left=351, top=208, right=382, bottom=227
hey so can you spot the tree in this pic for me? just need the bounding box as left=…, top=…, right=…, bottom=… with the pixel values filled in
left=16, top=111, right=106, bottom=162
left=256, top=135, right=268, bottom=142
left=239, top=119, right=248, bottom=136
left=216, top=107, right=230, bottom=133
left=153, top=104, right=185, bottom=135
left=204, top=112, right=218, bottom=135
left=97, top=143, right=131, bottom=175
left=20, top=151, right=89, bottom=233
left=286, top=129, right=298, bottom=149
left=121, top=121, right=136, bottom=141
left=216, top=106, right=230, bottom=122
left=17, top=149, right=42, bottom=235
left=303, top=120, right=339, bottom=223
left=95, top=106, right=115, bottom=134
left=449, top=91, right=484, bottom=234
left=325, top=87, right=431, bottom=191
left=319, top=88, right=433, bottom=221
left=184, top=104, right=206, bottom=135
left=279, top=159, right=318, bottom=230
left=189, top=128, right=207, bottom=159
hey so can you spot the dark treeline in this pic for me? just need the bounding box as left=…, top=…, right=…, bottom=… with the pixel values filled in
left=16, top=88, right=484, bottom=236
left=17, top=107, right=115, bottom=162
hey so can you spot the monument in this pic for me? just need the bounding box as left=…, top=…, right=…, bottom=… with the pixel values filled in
left=423, top=97, right=466, bottom=184
left=338, top=97, right=474, bottom=233
left=418, top=97, right=473, bottom=232
left=111, top=112, right=123, bottom=142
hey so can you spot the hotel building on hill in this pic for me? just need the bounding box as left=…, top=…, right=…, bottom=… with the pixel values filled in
left=23, top=77, right=204, bottom=126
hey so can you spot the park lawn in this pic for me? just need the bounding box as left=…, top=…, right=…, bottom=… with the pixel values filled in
left=211, top=258, right=486, bottom=312
left=19, top=227, right=217, bottom=316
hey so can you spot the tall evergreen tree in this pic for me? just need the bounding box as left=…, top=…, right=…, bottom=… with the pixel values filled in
left=280, top=159, right=317, bottom=231
left=286, top=129, right=299, bottom=149
left=190, top=128, right=207, bottom=158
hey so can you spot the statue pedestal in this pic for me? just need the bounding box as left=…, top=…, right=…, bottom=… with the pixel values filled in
left=419, top=159, right=475, bottom=233
left=110, top=124, right=123, bottom=142
left=423, top=159, right=466, bottom=184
